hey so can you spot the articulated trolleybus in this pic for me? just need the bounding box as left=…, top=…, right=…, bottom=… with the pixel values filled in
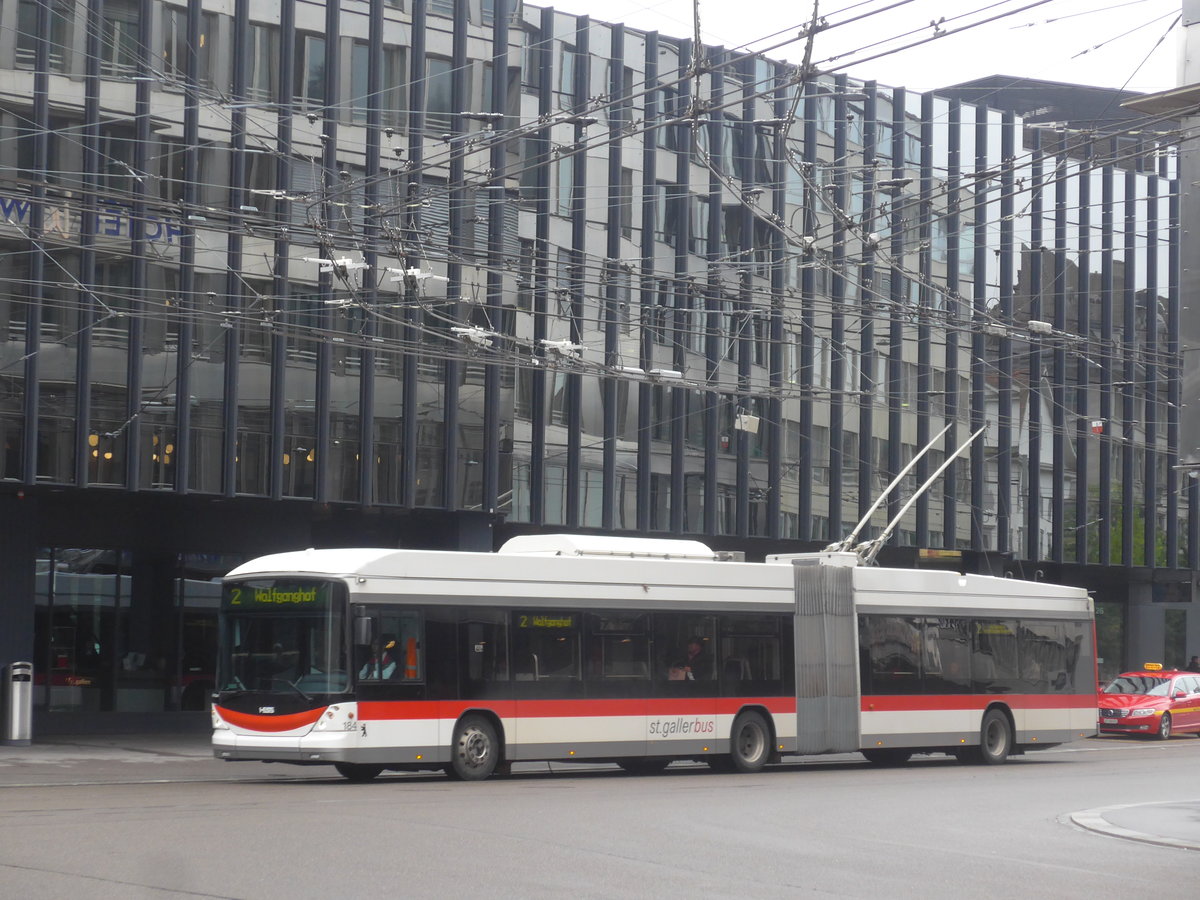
left=212, top=534, right=1097, bottom=780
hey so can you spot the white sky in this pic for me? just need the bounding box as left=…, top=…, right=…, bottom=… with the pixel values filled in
left=541, top=0, right=1182, bottom=94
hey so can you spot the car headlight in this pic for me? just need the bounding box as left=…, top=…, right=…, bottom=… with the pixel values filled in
left=1129, top=708, right=1158, bottom=717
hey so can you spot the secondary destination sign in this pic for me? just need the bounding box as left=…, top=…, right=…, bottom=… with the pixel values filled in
left=517, top=613, right=575, bottom=629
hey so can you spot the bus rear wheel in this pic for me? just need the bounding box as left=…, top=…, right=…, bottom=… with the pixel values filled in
left=728, top=710, right=771, bottom=773
left=334, top=763, right=384, bottom=782
left=448, top=714, right=499, bottom=781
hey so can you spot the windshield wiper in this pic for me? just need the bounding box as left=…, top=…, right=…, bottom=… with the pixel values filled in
left=271, top=677, right=313, bottom=703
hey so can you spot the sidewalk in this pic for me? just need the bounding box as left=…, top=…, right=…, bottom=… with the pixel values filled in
left=1069, top=800, right=1200, bottom=852
left=0, top=731, right=290, bottom=786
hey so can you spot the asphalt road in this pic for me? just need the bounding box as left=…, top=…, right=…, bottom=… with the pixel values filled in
left=0, top=736, right=1196, bottom=899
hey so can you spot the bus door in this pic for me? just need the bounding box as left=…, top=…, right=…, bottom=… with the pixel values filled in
left=510, top=610, right=586, bottom=759
left=458, top=610, right=513, bottom=735
left=586, top=613, right=652, bottom=760
left=353, top=610, right=433, bottom=750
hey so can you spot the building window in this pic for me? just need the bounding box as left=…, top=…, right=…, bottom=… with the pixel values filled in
left=382, top=48, right=406, bottom=128
left=425, top=56, right=453, bottom=130
left=519, top=28, right=541, bottom=91
left=722, top=204, right=743, bottom=256
left=618, top=167, right=634, bottom=238
left=752, top=313, right=768, bottom=367
left=161, top=8, right=217, bottom=87
left=655, top=182, right=681, bottom=248
left=293, top=33, right=326, bottom=110
left=245, top=23, right=279, bottom=103
left=351, top=43, right=405, bottom=126
left=99, top=126, right=138, bottom=196
left=690, top=196, right=709, bottom=256
left=17, top=0, right=72, bottom=73
left=555, top=155, right=574, bottom=217
left=350, top=41, right=371, bottom=124
left=101, top=0, right=140, bottom=78
left=557, top=44, right=577, bottom=104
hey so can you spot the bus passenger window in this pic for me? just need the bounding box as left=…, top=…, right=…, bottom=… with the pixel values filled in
left=512, top=611, right=580, bottom=680
left=721, top=615, right=782, bottom=693
left=1019, top=620, right=1065, bottom=693
left=588, top=614, right=648, bottom=679
left=971, top=619, right=1020, bottom=693
left=652, top=614, right=715, bottom=686
left=859, top=615, right=921, bottom=695
left=923, top=619, right=970, bottom=694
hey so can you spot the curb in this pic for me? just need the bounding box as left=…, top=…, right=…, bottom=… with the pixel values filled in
left=1068, top=801, right=1200, bottom=852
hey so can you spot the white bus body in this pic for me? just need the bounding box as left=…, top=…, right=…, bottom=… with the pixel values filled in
left=212, top=536, right=1095, bottom=779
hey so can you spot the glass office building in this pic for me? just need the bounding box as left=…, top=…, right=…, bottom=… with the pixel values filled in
left=0, top=0, right=1192, bottom=723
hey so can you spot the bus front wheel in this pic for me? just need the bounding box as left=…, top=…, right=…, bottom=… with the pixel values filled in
left=728, top=710, right=771, bottom=773
left=448, top=714, right=500, bottom=781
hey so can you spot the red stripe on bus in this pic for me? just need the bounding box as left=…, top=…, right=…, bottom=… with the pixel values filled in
left=860, top=694, right=1095, bottom=712
left=216, top=705, right=328, bottom=732
left=357, top=697, right=796, bottom=721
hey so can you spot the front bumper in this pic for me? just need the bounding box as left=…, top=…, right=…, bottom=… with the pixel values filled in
left=1098, top=714, right=1161, bottom=735
left=213, top=727, right=360, bottom=762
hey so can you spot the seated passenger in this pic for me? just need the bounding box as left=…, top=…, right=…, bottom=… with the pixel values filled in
left=682, top=636, right=712, bottom=680
left=665, top=638, right=712, bottom=681
left=359, top=635, right=397, bottom=680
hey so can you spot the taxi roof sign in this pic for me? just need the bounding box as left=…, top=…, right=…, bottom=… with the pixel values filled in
left=1143, top=662, right=1163, bottom=671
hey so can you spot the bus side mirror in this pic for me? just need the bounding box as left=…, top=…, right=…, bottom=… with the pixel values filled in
left=354, top=616, right=374, bottom=646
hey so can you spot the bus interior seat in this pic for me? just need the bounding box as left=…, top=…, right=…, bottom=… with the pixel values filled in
left=723, top=657, right=751, bottom=680
left=972, top=653, right=996, bottom=681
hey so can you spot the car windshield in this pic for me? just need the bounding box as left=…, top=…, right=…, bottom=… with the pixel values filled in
left=1102, top=675, right=1171, bottom=696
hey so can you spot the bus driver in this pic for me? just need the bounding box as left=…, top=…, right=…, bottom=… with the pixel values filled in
left=360, top=635, right=397, bottom=680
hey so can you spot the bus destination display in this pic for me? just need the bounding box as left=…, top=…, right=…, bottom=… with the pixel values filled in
left=224, top=582, right=331, bottom=609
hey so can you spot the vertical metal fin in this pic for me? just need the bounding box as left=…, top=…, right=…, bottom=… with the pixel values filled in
left=794, top=563, right=860, bottom=754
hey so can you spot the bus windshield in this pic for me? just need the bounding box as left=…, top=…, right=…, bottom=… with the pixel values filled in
left=219, top=579, right=348, bottom=695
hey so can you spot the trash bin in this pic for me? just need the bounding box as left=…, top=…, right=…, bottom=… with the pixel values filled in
left=2, top=661, right=32, bottom=746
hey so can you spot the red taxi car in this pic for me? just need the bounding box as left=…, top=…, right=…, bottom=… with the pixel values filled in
left=1098, top=663, right=1200, bottom=740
